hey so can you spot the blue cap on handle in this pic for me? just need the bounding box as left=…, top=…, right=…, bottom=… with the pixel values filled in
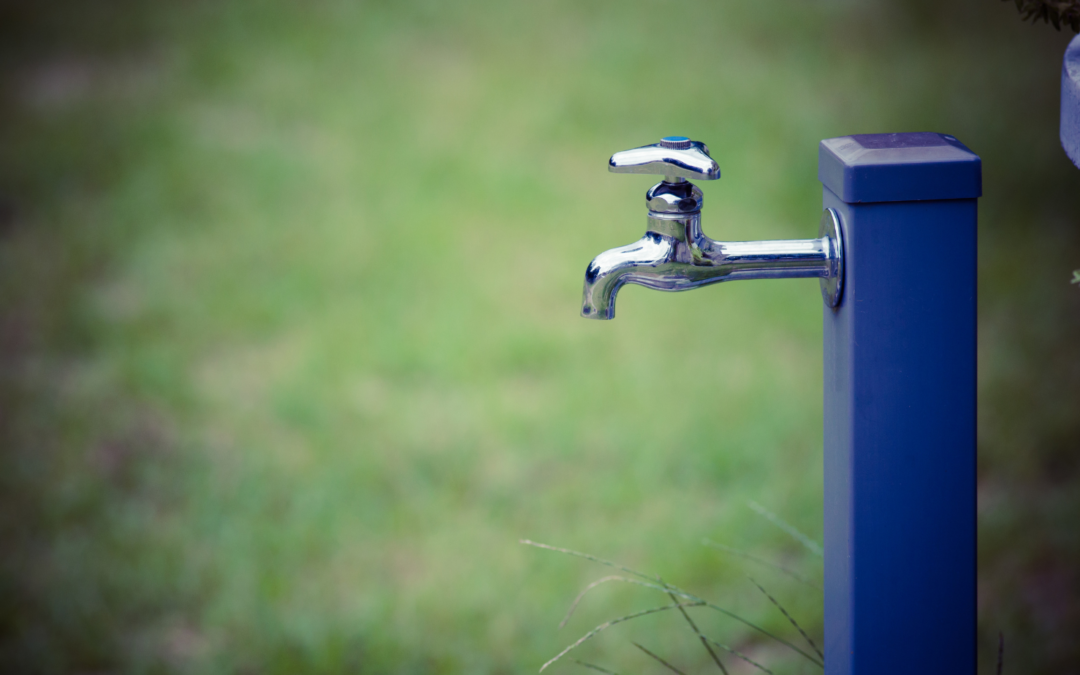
left=660, top=136, right=692, bottom=149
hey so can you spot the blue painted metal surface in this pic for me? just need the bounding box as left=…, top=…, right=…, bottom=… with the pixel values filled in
left=819, top=133, right=979, bottom=675
left=819, top=132, right=981, bottom=202
left=1063, top=34, right=1080, bottom=168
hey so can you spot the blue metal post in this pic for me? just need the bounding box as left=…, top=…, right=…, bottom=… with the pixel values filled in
left=818, top=133, right=980, bottom=674
left=1063, top=34, right=1080, bottom=168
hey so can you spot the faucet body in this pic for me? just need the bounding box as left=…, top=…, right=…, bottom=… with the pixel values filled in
left=582, top=210, right=838, bottom=319
left=581, top=137, right=843, bottom=319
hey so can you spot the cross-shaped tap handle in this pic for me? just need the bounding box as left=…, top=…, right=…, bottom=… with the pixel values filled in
left=608, top=136, right=721, bottom=183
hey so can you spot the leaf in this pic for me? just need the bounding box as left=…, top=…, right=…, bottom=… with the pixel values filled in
left=1004, top=0, right=1080, bottom=33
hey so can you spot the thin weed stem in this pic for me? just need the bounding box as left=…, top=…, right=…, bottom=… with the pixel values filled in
left=662, top=615, right=781, bottom=674
left=663, top=583, right=727, bottom=674
left=573, top=659, right=619, bottom=675
left=632, top=642, right=687, bottom=675
left=539, top=602, right=704, bottom=673
left=747, top=501, right=823, bottom=557
left=522, top=539, right=823, bottom=668
left=700, top=634, right=778, bottom=675
left=702, top=539, right=822, bottom=592
left=698, top=600, right=819, bottom=665
left=747, top=576, right=823, bottom=661
left=560, top=576, right=659, bottom=629
left=521, top=540, right=655, bottom=582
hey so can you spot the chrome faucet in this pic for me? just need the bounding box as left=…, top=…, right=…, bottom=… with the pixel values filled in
left=581, top=136, right=844, bottom=319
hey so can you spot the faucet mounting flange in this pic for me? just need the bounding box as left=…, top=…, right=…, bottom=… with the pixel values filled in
left=819, top=207, right=844, bottom=308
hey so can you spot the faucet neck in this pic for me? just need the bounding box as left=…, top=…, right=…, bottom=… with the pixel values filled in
left=645, top=211, right=696, bottom=241
left=646, top=180, right=703, bottom=216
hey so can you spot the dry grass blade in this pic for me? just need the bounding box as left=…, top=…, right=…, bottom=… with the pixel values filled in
left=747, top=576, right=823, bottom=661
left=523, top=539, right=822, bottom=667
left=666, top=618, right=780, bottom=674
left=573, top=659, right=620, bottom=674
left=663, top=585, right=727, bottom=674
left=539, top=602, right=704, bottom=673
left=747, top=501, right=823, bottom=557
left=702, top=539, right=822, bottom=592
left=698, top=600, right=820, bottom=665
left=632, top=642, right=687, bottom=675
left=560, top=576, right=672, bottom=629
left=521, top=540, right=655, bottom=582
left=700, top=635, right=779, bottom=675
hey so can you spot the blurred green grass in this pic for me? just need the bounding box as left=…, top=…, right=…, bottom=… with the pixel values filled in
left=0, top=1, right=1077, bottom=673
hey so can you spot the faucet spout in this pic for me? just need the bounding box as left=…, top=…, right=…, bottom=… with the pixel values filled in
left=581, top=209, right=843, bottom=320
left=581, top=230, right=681, bottom=320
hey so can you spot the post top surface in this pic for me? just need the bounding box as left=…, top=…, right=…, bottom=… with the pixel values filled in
left=819, top=132, right=982, bottom=203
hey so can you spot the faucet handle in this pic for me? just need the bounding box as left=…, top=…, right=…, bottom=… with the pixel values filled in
left=609, top=136, right=721, bottom=182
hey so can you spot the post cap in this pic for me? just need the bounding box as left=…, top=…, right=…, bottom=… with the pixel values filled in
left=818, top=132, right=982, bottom=204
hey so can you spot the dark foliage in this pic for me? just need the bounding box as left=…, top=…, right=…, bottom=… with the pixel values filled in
left=1005, top=0, right=1080, bottom=32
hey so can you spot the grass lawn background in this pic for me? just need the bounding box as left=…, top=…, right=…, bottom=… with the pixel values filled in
left=0, top=1, right=1077, bottom=673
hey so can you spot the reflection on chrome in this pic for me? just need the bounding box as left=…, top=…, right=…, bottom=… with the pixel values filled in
left=581, top=137, right=844, bottom=320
